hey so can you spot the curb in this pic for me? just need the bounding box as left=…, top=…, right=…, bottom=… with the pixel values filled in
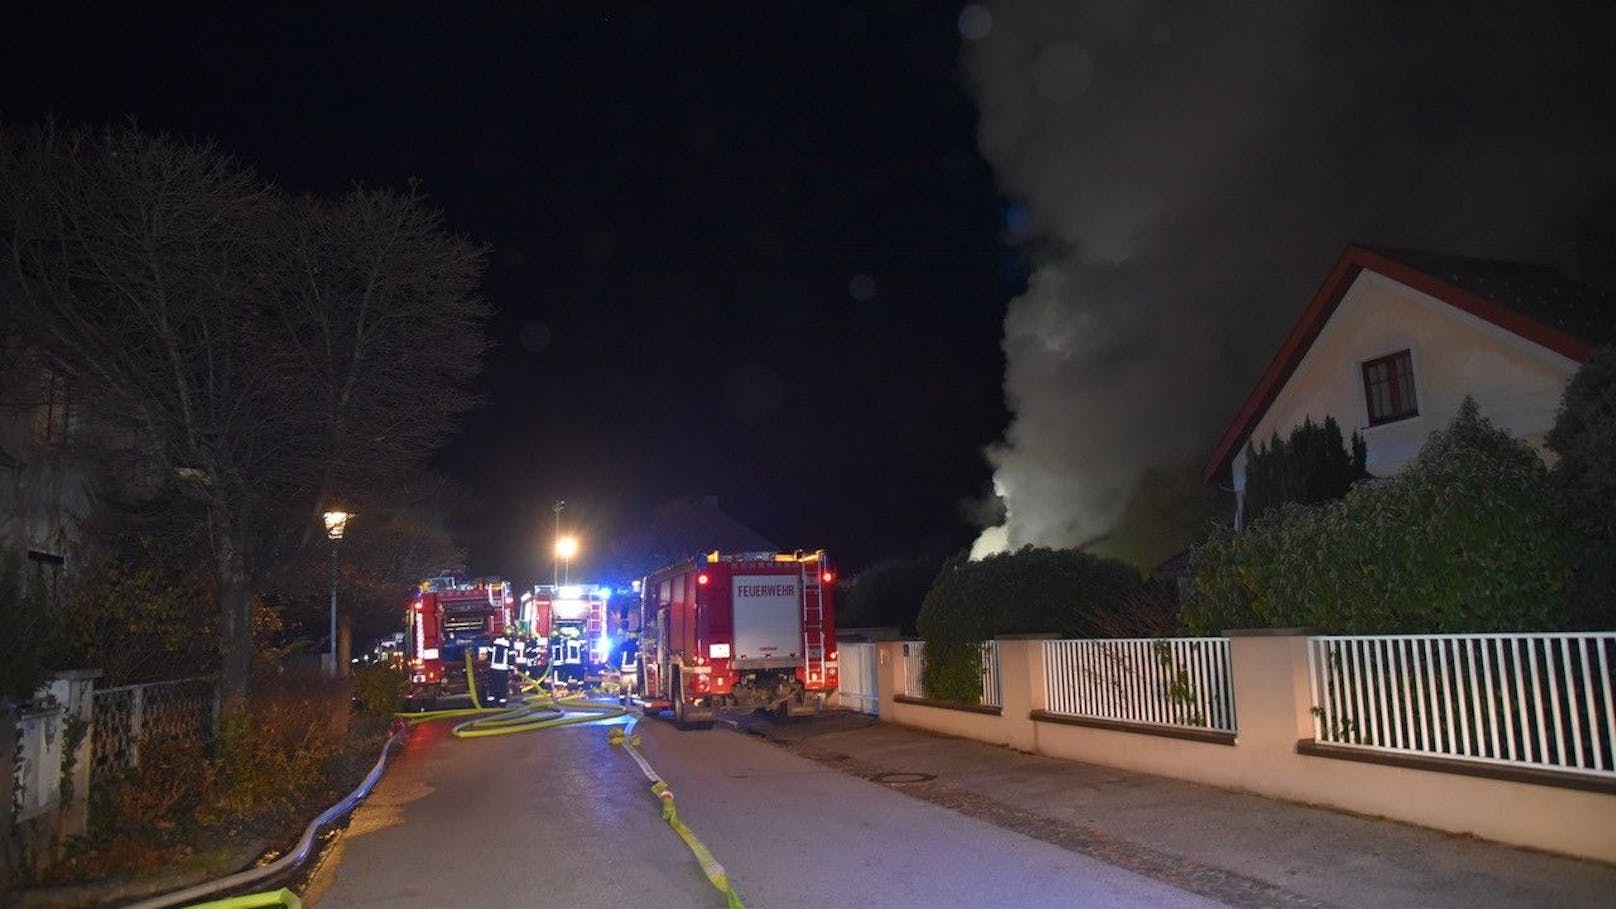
left=7, top=840, right=270, bottom=909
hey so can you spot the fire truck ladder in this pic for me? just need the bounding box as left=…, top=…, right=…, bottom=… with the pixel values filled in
left=801, top=558, right=826, bottom=685
left=586, top=600, right=603, bottom=641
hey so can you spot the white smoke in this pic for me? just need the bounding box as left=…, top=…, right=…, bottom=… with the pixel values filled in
left=961, top=1, right=1616, bottom=557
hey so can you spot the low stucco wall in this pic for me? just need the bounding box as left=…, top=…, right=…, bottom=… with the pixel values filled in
left=874, top=636, right=1616, bottom=864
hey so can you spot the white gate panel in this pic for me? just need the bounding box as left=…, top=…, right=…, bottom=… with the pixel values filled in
left=838, top=642, right=880, bottom=715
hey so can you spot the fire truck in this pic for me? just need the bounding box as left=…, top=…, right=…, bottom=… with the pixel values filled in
left=639, top=550, right=837, bottom=728
left=403, top=576, right=515, bottom=710
left=519, top=583, right=612, bottom=682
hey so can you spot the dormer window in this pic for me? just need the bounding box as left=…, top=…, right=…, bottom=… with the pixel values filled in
left=1362, top=350, right=1418, bottom=425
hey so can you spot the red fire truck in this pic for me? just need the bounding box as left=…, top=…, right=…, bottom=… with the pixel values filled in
left=519, top=583, right=611, bottom=682
left=403, top=576, right=515, bottom=710
left=639, top=550, right=837, bottom=728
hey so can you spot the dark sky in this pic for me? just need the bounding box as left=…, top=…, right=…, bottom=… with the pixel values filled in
left=7, top=3, right=1614, bottom=584
left=1, top=3, right=1014, bottom=580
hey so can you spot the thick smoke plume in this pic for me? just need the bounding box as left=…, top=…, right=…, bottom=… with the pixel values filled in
left=962, top=1, right=1616, bottom=558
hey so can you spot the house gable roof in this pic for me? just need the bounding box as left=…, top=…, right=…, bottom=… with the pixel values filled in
left=1202, top=244, right=1614, bottom=483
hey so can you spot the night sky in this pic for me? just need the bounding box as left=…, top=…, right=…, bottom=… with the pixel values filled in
left=6, top=3, right=1614, bottom=583
left=3, top=4, right=1014, bottom=580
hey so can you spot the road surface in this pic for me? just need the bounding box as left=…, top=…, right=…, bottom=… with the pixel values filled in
left=306, top=705, right=1228, bottom=908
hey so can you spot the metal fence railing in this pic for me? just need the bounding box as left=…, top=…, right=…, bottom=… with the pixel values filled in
left=92, top=675, right=219, bottom=785
left=980, top=640, right=1002, bottom=709
left=901, top=641, right=927, bottom=698
left=1042, top=638, right=1237, bottom=733
left=899, top=640, right=1002, bottom=708
left=1308, top=633, right=1616, bottom=778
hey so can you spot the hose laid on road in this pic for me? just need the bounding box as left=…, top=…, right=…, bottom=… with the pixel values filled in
left=166, top=888, right=301, bottom=909
left=131, top=663, right=622, bottom=908
left=120, top=721, right=406, bottom=909
left=402, top=659, right=631, bottom=737
left=608, top=719, right=747, bottom=909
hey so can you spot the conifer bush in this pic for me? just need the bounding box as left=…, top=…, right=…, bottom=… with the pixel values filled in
left=1186, top=398, right=1574, bottom=634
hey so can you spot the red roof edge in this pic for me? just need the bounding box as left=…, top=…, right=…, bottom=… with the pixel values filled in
left=1200, top=245, right=1596, bottom=484
left=1201, top=247, right=1366, bottom=484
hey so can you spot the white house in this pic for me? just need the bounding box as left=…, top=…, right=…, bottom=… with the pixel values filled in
left=1203, top=245, right=1613, bottom=527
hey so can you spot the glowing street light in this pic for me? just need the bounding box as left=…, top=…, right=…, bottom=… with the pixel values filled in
left=323, top=510, right=353, bottom=678
left=555, top=534, right=579, bottom=585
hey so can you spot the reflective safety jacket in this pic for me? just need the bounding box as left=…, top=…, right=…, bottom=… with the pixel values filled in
left=490, top=636, right=511, bottom=671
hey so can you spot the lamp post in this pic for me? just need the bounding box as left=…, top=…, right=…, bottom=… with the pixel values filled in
left=323, top=510, right=352, bottom=678
left=552, top=500, right=565, bottom=586
left=555, top=534, right=579, bottom=586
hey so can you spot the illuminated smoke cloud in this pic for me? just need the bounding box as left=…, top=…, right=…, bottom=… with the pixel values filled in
left=962, top=1, right=1616, bottom=558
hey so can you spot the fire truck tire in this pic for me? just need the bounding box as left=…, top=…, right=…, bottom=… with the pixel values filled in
left=672, top=670, right=689, bottom=727
left=671, top=669, right=712, bottom=730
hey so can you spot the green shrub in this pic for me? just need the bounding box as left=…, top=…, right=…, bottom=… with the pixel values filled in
left=350, top=661, right=408, bottom=715
left=917, top=547, right=1146, bottom=702
left=1547, top=345, right=1616, bottom=628
left=93, top=737, right=217, bottom=835
left=1244, top=415, right=1367, bottom=521
left=210, top=675, right=352, bottom=817
left=1185, top=398, right=1574, bottom=634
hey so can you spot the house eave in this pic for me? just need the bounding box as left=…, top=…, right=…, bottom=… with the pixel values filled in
left=1202, top=245, right=1599, bottom=484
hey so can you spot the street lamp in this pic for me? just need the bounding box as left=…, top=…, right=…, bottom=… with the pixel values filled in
left=555, top=534, right=579, bottom=586
left=552, top=500, right=565, bottom=586
left=323, top=510, right=353, bottom=678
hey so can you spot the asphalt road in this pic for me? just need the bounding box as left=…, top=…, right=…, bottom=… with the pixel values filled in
left=305, top=704, right=1230, bottom=908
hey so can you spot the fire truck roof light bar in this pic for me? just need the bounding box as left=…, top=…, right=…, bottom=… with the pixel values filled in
left=703, top=549, right=826, bottom=564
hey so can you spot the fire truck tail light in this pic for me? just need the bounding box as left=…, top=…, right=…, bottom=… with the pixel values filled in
left=421, top=648, right=439, bottom=660
left=822, top=571, right=834, bottom=582
left=696, top=573, right=710, bottom=586
left=708, top=642, right=731, bottom=659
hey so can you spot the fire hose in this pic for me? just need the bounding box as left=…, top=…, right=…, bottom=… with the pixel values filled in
left=120, top=720, right=406, bottom=909
left=138, top=657, right=629, bottom=908
left=394, top=653, right=631, bottom=737
left=608, top=718, right=747, bottom=909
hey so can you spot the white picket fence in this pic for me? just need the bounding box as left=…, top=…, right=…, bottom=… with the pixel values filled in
left=1307, top=633, right=1616, bottom=778
left=1042, top=638, right=1237, bottom=733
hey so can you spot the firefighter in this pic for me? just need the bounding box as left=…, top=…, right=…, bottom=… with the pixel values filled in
left=488, top=633, right=512, bottom=706
left=615, top=632, right=640, bottom=706
left=512, top=634, right=530, bottom=674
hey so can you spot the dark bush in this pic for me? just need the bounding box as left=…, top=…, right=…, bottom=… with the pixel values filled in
left=1243, top=415, right=1367, bottom=522
left=1186, top=398, right=1574, bottom=634
left=1547, top=345, right=1616, bottom=628
left=838, top=555, right=943, bottom=633
left=350, top=661, right=408, bottom=715
left=917, top=547, right=1147, bottom=702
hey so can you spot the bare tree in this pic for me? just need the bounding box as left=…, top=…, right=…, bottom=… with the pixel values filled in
left=274, top=185, right=488, bottom=540
left=0, top=123, right=490, bottom=711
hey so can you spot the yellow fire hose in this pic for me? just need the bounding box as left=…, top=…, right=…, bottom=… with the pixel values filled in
left=608, top=720, right=747, bottom=909
left=395, top=654, right=630, bottom=737
left=178, top=889, right=300, bottom=909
